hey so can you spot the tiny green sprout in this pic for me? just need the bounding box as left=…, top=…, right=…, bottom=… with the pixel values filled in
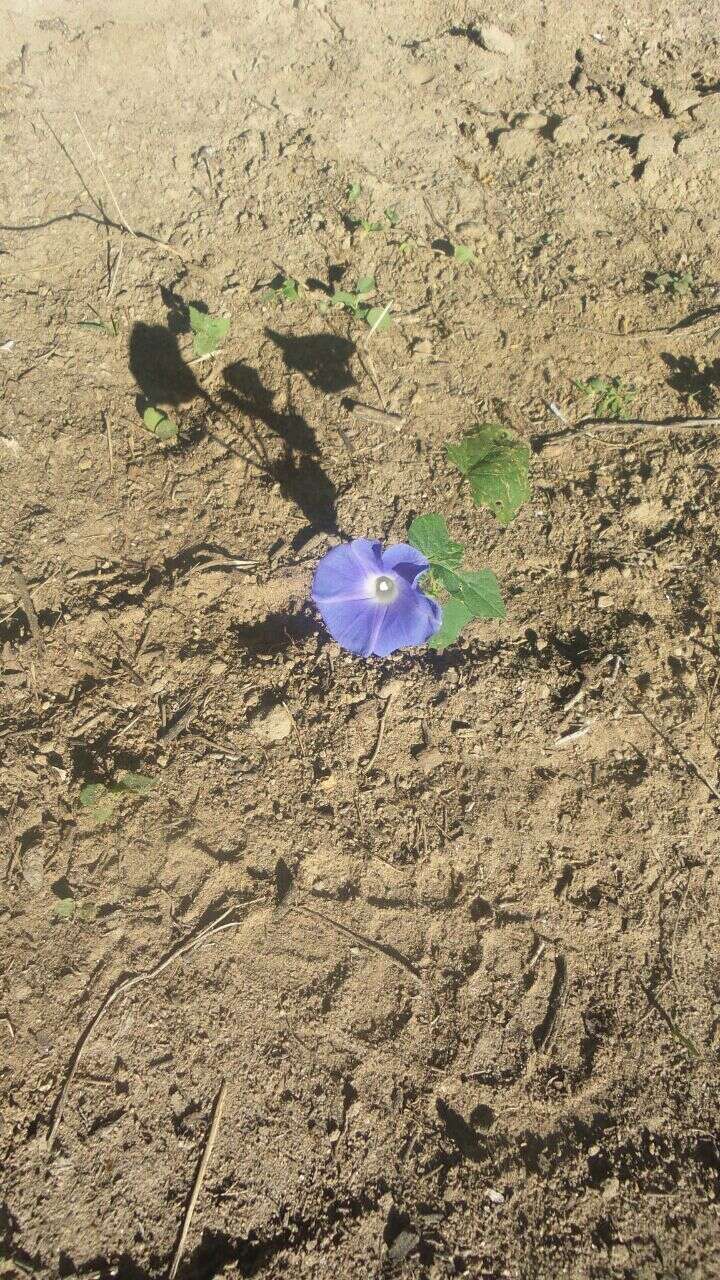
left=347, top=204, right=399, bottom=235
left=446, top=424, right=531, bottom=526
left=453, top=244, right=475, bottom=264
left=262, top=277, right=301, bottom=306
left=347, top=180, right=362, bottom=203
left=399, top=239, right=415, bottom=255
left=354, top=217, right=384, bottom=234
left=142, top=406, right=178, bottom=442
left=646, top=268, right=694, bottom=297
left=408, top=513, right=505, bottom=651
left=53, top=896, right=97, bottom=924
left=77, top=312, right=118, bottom=337
left=573, top=375, right=636, bottom=420
left=331, top=277, right=391, bottom=330
left=188, top=304, right=230, bottom=358
left=79, top=771, right=156, bottom=825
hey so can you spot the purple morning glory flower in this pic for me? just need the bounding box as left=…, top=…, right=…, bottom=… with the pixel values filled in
left=312, top=538, right=442, bottom=658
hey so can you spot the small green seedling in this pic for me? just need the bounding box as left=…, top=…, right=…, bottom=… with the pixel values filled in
left=53, top=897, right=97, bottom=923
left=409, top=513, right=505, bottom=651
left=347, top=204, right=400, bottom=236
left=142, top=406, right=178, bottom=442
left=330, top=277, right=391, bottom=330
left=77, top=313, right=118, bottom=337
left=573, top=375, right=636, bottom=420
left=646, top=269, right=694, bottom=297
left=188, top=304, right=230, bottom=358
left=447, top=424, right=531, bottom=526
left=347, top=180, right=363, bottom=204
left=452, top=244, right=475, bottom=264
left=79, top=771, right=155, bottom=825
left=262, top=277, right=301, bottom=306
left=352, top=216, right=385, bottom=234
left=54, top=897, right=76, bottom=921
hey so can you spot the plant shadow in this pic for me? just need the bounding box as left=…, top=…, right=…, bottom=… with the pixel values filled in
left=230, top=608, right=317, bottom=659
left=128, top=322, right=202, bottom=406
left=264, top=328, right=356, bottom=393
left=222, top=359, right=339, bottom=548
left=661, top=352, right=720, bottom=413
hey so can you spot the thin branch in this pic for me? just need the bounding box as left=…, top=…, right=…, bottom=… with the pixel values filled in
left=46, top=905, right=253, bottom=1150
left=537, top=404, right=720, bottom=450
left=169, top=1080, right=227, bottom=1280
left=73, top=111, right=136, bottom=237
left=293, top=902, right=423, bottom=982
left=622, top=692, right=720, bottom=803
left=8, top=563, right=44, bottom=653
left=363, top=692, right=394, bottom=770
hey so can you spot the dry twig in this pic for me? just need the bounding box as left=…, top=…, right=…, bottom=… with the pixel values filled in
left=169, top=1079, right=227, bottom=1280
left=8, top=563, right=44, bottom=653
left=293, top=902, right=423, bottom=983
left=363, top=692, right=394, bottom=770
left=622, top=692, right=720, bottom=803
left=46, top=906, right=250, bottom=1150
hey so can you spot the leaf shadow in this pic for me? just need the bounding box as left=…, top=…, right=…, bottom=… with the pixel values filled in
left=660, top=351, right=720, bottom=413
left=264, top=328, right=356, bottom=393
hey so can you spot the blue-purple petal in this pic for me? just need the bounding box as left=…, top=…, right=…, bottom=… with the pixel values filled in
left=312, top=539, right=382, bottom=605
left=315, top=594, right=383, bottom=656
left=312, top=537, right=443, bottom=658
left=370, top=578, right=442, bottom=656
left=380, top=542, right=430, bottom=587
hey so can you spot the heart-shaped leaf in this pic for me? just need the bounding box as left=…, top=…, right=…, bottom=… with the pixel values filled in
left=188, top=305, right=230, bottom=357
left=408, top=514, right=463, bottom=568
left=427, top=597, right=473, bottom=650
left=447, top=424, right=531, bottom=525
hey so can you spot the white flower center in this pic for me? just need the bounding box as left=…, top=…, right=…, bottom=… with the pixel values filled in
left=373, top=574, right=398, bottom=603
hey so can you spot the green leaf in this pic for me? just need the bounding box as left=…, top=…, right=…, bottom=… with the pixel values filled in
left=365, top=306, right=391, bottom=332
left=332, top=289, right=361, bottom=311
left=188, top=305, right=230, bottom=357
left=408, top=514, right=464, bottom=569
left=447, top=424, right=531, bottom=526
left=347, top=181, right=362, bottom=203
left=384, top=206, right=399, bottom=226
left=142, top=406, right=178, bottom=440
left=118, top=771, right=155, bottom=795
left=356, top=275, right=375, bottom=296
left=427, top=598, right=473, bottom=650
left=155, top=418, right=178, bottom=442
left=79, top=782, right=117, bottom=824
left=54, top=897, right=76, bottom=921
left=456, top=569, right=506, bottom=619
left=78, top=317, right=116, bottom=336
left=435, top=566, right=505, bottom=619
left=79, top=782, right=108, bottom=808
left=453, top=244, right=474, bottom=263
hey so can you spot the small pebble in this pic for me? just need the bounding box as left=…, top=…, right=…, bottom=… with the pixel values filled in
left=407, top=62, right=435, bottom=86
left=251, top=703, right=292, bottom=742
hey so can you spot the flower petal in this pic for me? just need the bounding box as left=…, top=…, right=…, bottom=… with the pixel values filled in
left=315, top=595, right=383, bottom=656
left=312, top=539, right=382, bottom=604
left=380, top=542, right=430, bottom=587
left=370, top=578, right=442, bottom=657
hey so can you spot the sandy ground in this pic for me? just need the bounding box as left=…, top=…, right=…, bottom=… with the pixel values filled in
left=2, top=2, right=720, bottom=1277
